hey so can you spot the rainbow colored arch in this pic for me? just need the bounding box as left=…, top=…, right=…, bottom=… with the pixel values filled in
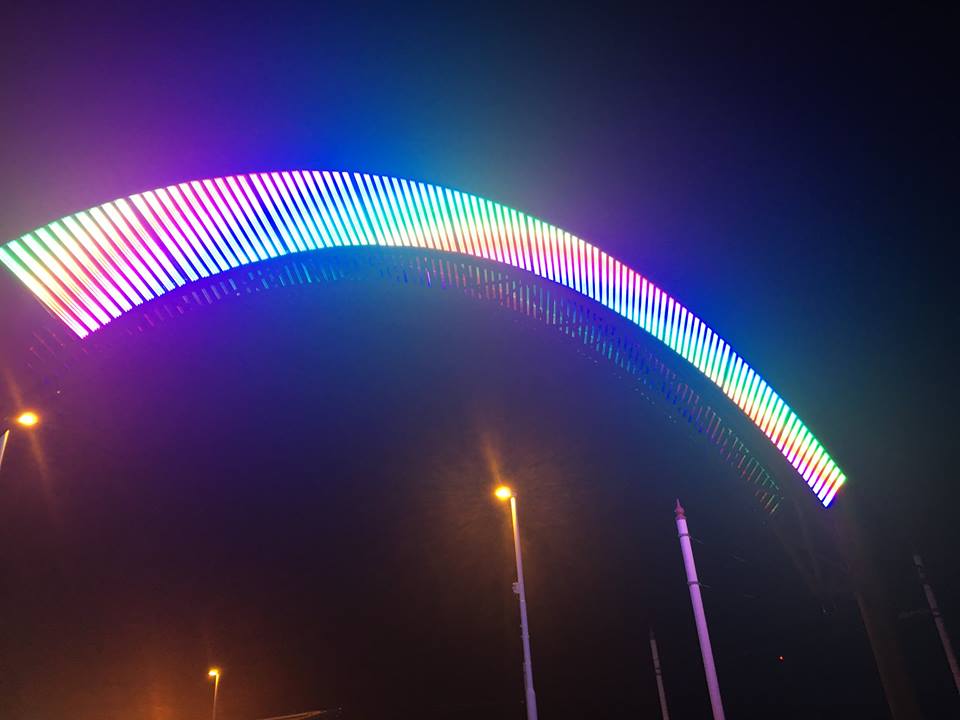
left=0, top=171, right=846, bottom=506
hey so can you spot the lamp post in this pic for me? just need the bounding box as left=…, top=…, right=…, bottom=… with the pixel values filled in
left=675, top=500, right=725, bottom=720
left=649, top=627, right=670, bottom=720
left=495, top=485, right=538, bottom=720
left=208, top=668, right=221, bottom=720
left=913, top=554, right=960, bottom=695
left=0, top=429, right=9, bottom=474
left=0, top=411, right=41, bottom=475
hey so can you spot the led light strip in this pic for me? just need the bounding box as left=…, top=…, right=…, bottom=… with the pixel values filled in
left=0, top=171, right=846, bottom=506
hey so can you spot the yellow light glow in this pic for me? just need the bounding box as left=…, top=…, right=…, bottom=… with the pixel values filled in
left=208, top=668, right=220, bottom=678
left=494, top=485, right=513, bottom=501
left=16, top=411, right=39, bottom=427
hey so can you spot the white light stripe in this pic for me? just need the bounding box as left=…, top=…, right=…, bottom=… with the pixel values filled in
left=156, top=188, right=231, bottom=271
left=415, top=182, right=443, bottom=251
left=198, top=179, right=262, bottom=260
left=215, top=178, right=276, bottom=258
left=22, top=229, right=104, bottom=322
left=780, top=415, right=803, bottom=456
left=178, top=183, right=250, bottom=264
left=404, top=179, right=434, bottom=250
left=109, top=201, right=182, bottom=289
left=63, top=215, right=144, bottom=305
left=468, top=195, right=490, bottom=260
left=134, top=193, right=208, bottom=279
left=745, top=376, right=765, bottom=420
left=766, top=399, right=788, bottom=442
left=251, top=173, right=306, bottom=251
left=497, top=204, right=516, bottom=268
left=10, top=239, right=102, bottom=330
left=822, top=470, right=844, bottom=505
left=87, top=207, right=166, bottom=296
left=815, top=463, right=838, bottom=497
left=317, top=171, right=360, bottom=247
left=358, top=174, right=393, bottom=247
left=445, top=189, right=470, bottom=255
left=328, top=172, right=368, bottom=245
left=318, top=171, right=361, bottom=247
left=364, top=174, right=398, bottom=247
left=424, top=182, right=449, bottom=251
left=30, top=229, right=118, bottom=322
left=289, top=171, right=334, bottom=249
left=0, top=244, right=90, bottom=336
left=338, top=173, right=373, bottom=245
left=229, top=176, right=286, bottom=256
left=376, top=176, right=411, bottom=247
left=251, top=174, right=305, bottom=254
left=222, top=177, right=283, bottom=257
left=337, top=172, right=378, bottom=246
left=481, top=199, right=502, bottom=263
left=453, top=191, right=477, bottom=256
left=276, top=172, right=321, bottom=250
left=117, top=198, right=191, bottom=284
left=48, top=222, right=131, bottom=312
left=301, top=171, right=345, bottom=248
left=155, top=188, right=226, bottom=271
left=393, top=178, right=426, bottom=249
left=732, top=363, right=751, bottom=407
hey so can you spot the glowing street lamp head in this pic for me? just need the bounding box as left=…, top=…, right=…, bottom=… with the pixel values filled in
left=15, top=411, right=39, bottom=428
left=208, top=668, right=220, bottom=679
left=495, top=485, right=513, bottom=501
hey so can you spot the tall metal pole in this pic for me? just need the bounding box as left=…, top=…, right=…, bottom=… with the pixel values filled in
left=0, top=429, right=9, bottom=475
left=510, top=495, right=538, bottom=720
left=211, top=672, right=220, bottom=720
left=675, top=500, right=725, bottom=720
left=649, top=627, right=670, bottom=720
left=913, top=554, right=960, bottom=695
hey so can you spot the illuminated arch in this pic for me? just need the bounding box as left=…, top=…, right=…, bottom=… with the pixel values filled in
left=0, top=171, right=845, bottom=506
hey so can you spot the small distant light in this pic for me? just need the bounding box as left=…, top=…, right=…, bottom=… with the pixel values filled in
left=494, top=485, right=513, bottom=501
left=778, top=655, right=784, bottom=662
left=16, top=411, right=40, bottom=427
left=208, top=668, right=220, bottom=678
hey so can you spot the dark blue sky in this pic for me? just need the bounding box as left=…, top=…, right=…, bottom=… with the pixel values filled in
left=0, top=2, right=957, bottom=718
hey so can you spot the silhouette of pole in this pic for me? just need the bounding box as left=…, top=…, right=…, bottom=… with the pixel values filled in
left=649, top=627, right=670, bottom=720
left=509, top=494, right=538, bottom=720
left=208, top=669, right=221, bottom=720
left=0, top=429, right=9, bottom=475
left=212, top=674, right=219, bottom=720
left=675, top=500, right=725, bottom=720
left=913, top=554, right=960, bottom=695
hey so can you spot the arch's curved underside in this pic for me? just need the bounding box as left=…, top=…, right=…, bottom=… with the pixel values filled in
left=0, top=171, right=845, bottom=506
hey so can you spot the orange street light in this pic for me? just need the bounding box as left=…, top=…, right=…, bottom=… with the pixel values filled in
left=495, top=485, right=513, bottom=501
left=15, top=411, right=40, bottom=428
left=2, top=412, right=41, bottom=475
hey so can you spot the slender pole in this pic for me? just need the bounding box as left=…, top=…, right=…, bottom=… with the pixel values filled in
left=913, top=554, right=960, bottom=695
left=649, top=627, right=670, bottom=720
left=212, top=673, right=220, bottom=720
left=0, top=429, right=9, bottom=475
left=675, top=500, right=725, bottom=720
left=510, top=495, right=538, bottom=720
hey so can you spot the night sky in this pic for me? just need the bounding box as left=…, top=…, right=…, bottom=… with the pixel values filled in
left=0, top=3, right=957, bottom=719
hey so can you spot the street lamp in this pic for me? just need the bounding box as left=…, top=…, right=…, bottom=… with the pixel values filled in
left=495, top=485, right=539, bottom=720
left=208, top=668, right=221, bottom=720
left=0, top=411, right=41, bottom=475
left=15, top=411, right=40, bottom=428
